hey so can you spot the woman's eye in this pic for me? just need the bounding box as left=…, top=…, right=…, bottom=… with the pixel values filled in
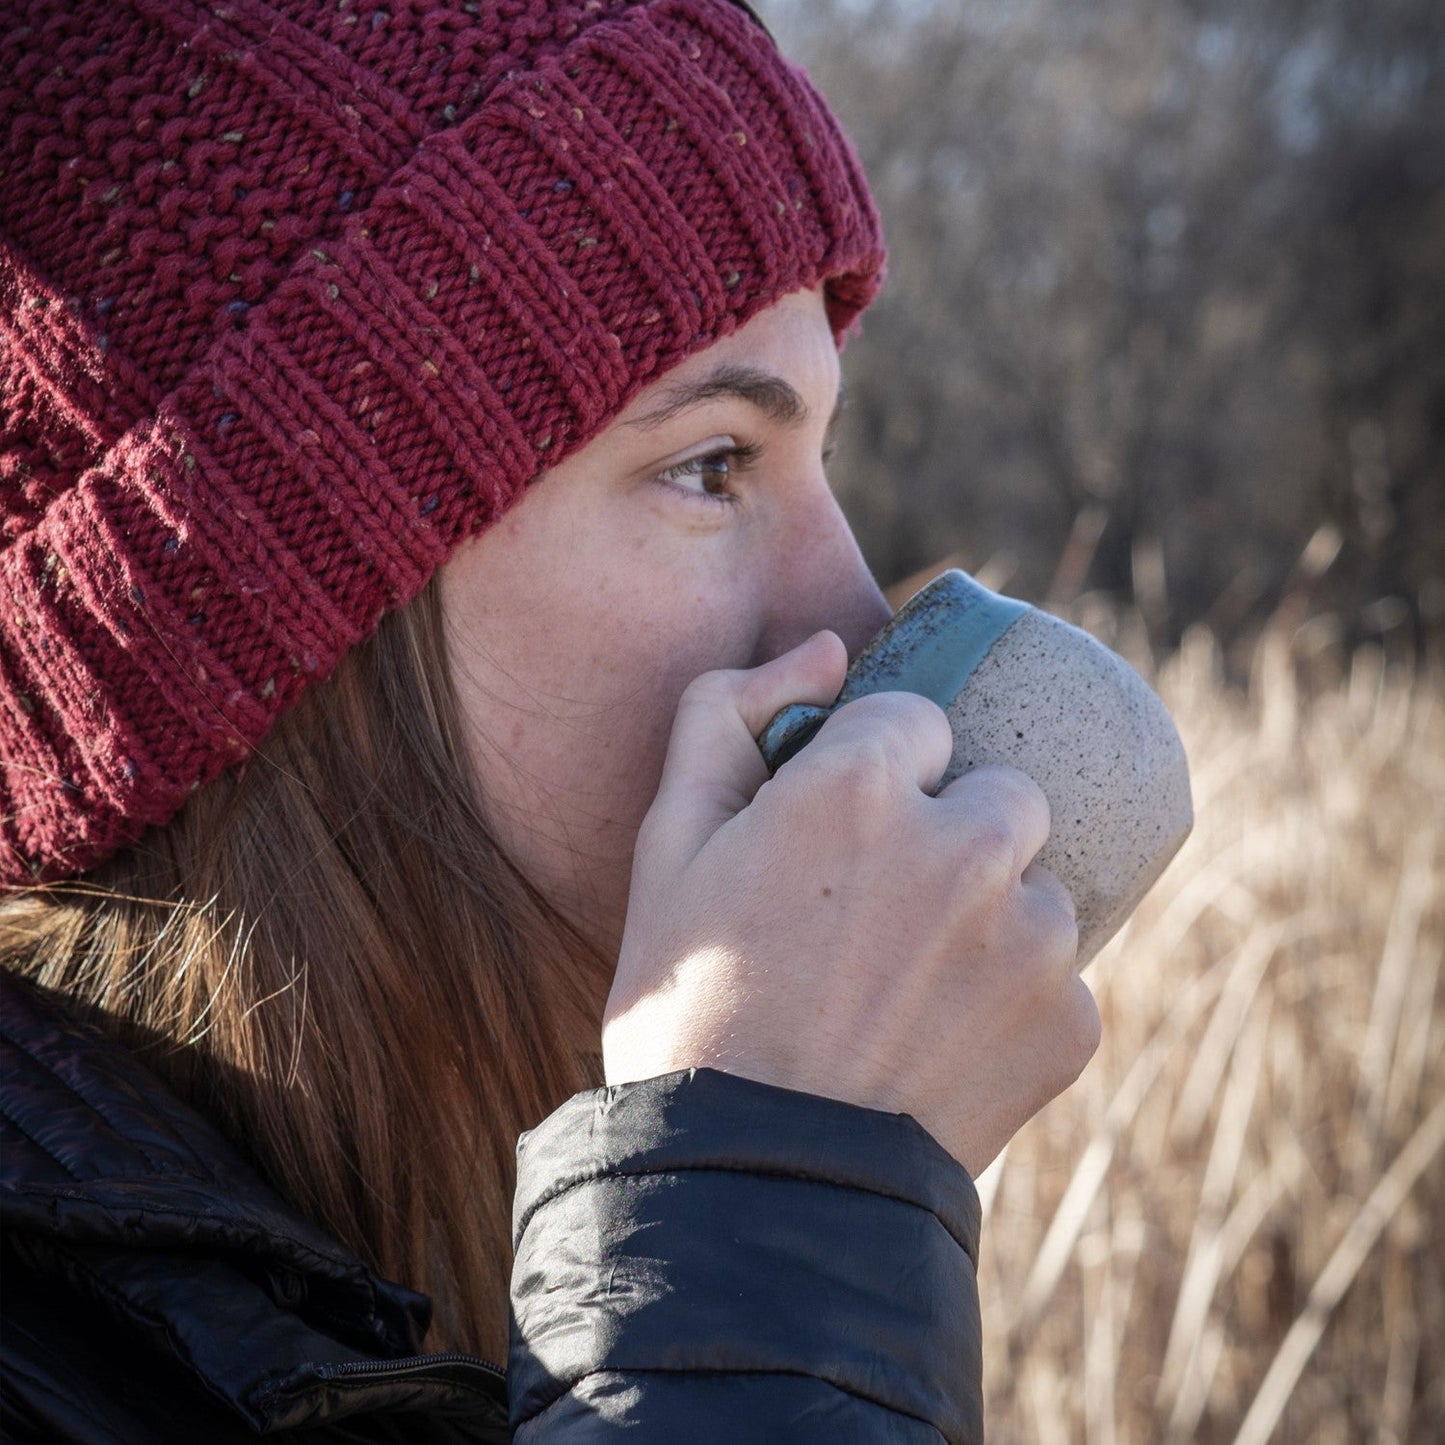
left=656, top=443, right=761, bottom=499
left=662, top=452, right=733, bottom=494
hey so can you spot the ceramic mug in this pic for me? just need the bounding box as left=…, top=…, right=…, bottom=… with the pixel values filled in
left=759, top=570, right=1194, bottom=966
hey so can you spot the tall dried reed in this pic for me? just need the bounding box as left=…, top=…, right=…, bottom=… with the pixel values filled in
left=976, top=611, right=1444, bottom=1443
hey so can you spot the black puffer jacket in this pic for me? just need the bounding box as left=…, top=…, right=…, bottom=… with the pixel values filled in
left=0, top=971, right=984, bottom=1441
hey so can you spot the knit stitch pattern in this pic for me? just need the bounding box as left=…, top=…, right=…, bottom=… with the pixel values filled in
left=0, top=0, right=885, bottom=884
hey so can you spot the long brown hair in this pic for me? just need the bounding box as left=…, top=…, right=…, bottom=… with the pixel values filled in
left=0, top=578, right=609, bottom=1362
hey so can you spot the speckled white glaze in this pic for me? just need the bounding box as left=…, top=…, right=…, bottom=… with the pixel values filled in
left=940, top=609, right=1193, bottom=966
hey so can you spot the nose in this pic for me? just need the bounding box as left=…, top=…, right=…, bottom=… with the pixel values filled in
left=757, top=476, right=892, bottom=663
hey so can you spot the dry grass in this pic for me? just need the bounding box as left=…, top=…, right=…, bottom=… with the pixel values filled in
left=975, top=613, right=1445, bottom=1443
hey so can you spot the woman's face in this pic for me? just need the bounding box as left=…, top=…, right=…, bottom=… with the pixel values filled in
left=440, top=288, right=890, bottom=952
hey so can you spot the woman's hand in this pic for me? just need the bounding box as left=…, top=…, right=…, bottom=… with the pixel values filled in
left=603, top=632, right=1100, bottom=1177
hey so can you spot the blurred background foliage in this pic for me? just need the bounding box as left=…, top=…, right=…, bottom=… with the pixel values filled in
left=764, top=0, right=1444, bottom=674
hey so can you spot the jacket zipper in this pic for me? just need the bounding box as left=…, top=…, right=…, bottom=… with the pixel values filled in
left=317, top=1351, right=507, bottom=1384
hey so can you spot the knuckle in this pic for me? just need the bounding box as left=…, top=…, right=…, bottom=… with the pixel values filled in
left=832, top=690, right=951, bottom=755
left=967, top=763, right=1050, bottom=832
left=803, top=738, right=901, bottom=819
left=680, top=666, right=744, bottom=711
left=955, top=809, right=1019, bottom=894
left=979, top=760, right=1047, bottom=805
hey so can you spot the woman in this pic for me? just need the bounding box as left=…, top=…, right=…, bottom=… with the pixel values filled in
left=0, top=0, right=1098, bottom=1439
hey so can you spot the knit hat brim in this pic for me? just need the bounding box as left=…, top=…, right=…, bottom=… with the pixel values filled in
left=1, top=0, right=884, bottom=884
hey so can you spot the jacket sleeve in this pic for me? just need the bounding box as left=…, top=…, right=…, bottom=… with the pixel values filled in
left=508, top=1068, right=983, bottom=1443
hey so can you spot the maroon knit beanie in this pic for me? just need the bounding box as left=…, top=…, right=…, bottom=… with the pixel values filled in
left=0, top=0, right=885, bottom=885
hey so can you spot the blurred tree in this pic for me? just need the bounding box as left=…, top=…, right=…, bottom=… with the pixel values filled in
left=767, top=0, right=1445, bottom=659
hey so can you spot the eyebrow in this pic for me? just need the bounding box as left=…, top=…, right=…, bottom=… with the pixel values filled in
left=624, top=364, right=845, bottom=432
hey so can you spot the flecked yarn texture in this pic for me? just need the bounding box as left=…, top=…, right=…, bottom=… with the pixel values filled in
left=0, top=0, right=885, bottom=884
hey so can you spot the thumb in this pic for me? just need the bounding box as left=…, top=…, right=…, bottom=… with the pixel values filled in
left=642, top=631, right=847, bottom=866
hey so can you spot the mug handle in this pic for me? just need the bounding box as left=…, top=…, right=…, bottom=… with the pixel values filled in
left=757, top=571, right=1031, bottom=772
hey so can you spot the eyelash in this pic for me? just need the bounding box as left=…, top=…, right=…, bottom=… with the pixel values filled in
left=654, top=442, right=764, bottom=505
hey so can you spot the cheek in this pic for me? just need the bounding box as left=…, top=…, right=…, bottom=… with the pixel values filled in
left=442, top=490, right=764, bottom=940
left=491, top=579, right=753, bottom=952
left=546, top=595, right=750, bottom=827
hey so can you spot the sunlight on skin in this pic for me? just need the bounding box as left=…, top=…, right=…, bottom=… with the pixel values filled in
left=440, top=288, right=890, bottom=955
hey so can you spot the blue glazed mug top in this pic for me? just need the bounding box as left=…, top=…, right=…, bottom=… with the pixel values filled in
left=757, top=570, right=1031, bottom=771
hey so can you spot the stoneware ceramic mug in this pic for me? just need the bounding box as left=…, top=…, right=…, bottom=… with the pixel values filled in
left=759, top=570, right=1194, bottom=967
